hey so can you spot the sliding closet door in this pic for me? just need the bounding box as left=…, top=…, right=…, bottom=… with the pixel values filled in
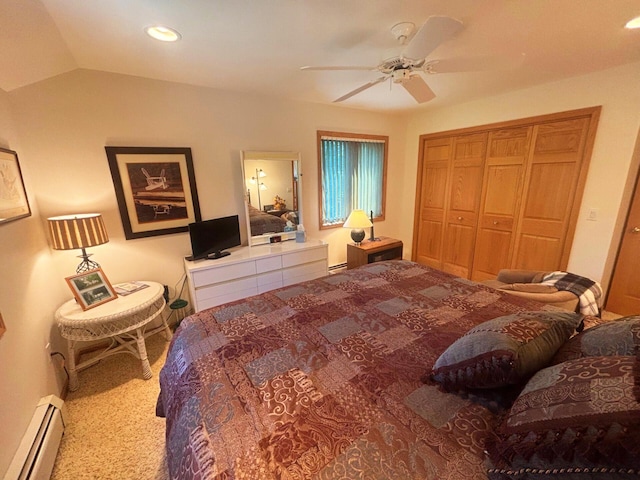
left=412, top=107, right=600, bottom=279
left=511, top=117, right=592, bottom=270
left=441, top=133, right=487, bottom=277
left=413, top=137, right=452, bottom=268
left=471, top=127, right=531, bottom=281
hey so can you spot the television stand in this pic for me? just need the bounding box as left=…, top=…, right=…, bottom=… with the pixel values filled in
left=207, top=251, right=231, bottom=260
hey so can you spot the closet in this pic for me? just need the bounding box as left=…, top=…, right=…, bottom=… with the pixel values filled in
left=412, top=107, right=601, bottom=281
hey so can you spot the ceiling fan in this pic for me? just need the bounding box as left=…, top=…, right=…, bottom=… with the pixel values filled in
left=301, top=16, right=467, bottom=104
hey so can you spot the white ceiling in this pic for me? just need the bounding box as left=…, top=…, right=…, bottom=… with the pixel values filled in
left=1, top=0, right=639, bottom=112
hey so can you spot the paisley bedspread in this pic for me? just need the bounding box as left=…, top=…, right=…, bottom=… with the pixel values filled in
left=158, top=260, right=549, bottom=479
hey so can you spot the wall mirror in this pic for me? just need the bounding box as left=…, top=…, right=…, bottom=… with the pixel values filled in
left=241, top=151, right=301, bottom=246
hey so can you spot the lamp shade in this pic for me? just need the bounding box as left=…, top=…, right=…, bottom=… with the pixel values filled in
left=343, top=209, right=373, bottom=229
left=48, top=213, right=109, bottom=250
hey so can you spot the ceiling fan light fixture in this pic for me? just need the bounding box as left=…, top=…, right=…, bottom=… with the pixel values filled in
left=390, top=22, right=415, bottom=44
left=392, top=68, right=411, bottom=83
left=625, top=16, right=640, bottom=29
left=145, top=25, right=182, bottom=42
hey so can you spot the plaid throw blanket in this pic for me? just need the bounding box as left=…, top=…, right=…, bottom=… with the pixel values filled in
left=541, top=271, right=602, bottom=316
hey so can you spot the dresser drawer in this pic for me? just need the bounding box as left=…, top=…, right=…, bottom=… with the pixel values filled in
left=257, top=270, right=283, bottom=294
left=191, top=261, right=256, bottom=288
left=197, top=287, right=258, bottom=311
left=282, top=246, right=327, bottom=268
left=196, top=276, right=257, bottom=301
left=256, top=256, right=283, bottom=273
left=282, top=260, right=328, bottom=286
left=257, top=270, right=282, bottom=286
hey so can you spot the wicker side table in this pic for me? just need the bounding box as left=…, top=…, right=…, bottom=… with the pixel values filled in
left=55, top=281, right=171, bottom=391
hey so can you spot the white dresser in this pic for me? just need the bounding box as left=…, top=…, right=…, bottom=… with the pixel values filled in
left=184, top=240, right=329, bottom=312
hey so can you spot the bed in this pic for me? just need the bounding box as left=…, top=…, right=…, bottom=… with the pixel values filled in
left=248, top=204, right=288, bottom=236
left=158, top=260, right=640, bottom=479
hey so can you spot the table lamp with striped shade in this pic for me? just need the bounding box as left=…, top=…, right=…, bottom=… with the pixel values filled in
left=47, top=213, right=109, bottom=273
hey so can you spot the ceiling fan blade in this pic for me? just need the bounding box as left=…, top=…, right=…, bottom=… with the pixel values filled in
left=301, top=65, right=376, bottom=71
left=334, top=76, right=388, bottom=102
left=402, top=75, right=436, bottom=104
left=425, top=53, right=526, bottom=73
left=403, top=16, right=463, bottom=61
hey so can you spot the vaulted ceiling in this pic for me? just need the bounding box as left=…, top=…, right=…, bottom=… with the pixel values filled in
left=2, top=0, right=639, bottom=112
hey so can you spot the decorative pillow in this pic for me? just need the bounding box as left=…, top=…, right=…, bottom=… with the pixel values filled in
left=552, top=315, right=640, bottom=364
left=486, top=355, right=640, bottom=479
left=431, top=311, right=583, bottom=390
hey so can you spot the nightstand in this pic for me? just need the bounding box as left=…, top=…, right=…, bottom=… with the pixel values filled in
left=347, top=236, right=403, bottom=269
left=55, top=281, right=171, bottom=391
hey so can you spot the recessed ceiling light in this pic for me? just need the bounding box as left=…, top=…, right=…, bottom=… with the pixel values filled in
left=145, top=25, right=181, bottom=42
left=625, top=16, right=640, bottom=29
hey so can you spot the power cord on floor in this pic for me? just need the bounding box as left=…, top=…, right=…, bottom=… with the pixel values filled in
left=167, top=274, right=190, bottom=330
left=50, top=351, right=69, bottom=382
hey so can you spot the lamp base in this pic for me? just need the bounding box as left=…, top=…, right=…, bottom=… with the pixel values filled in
left=350, top=229, right=366, bottom=245
left=76, top=251, right=100, bottom=273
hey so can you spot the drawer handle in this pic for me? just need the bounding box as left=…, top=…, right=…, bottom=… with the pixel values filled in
left=632, top=226, right=640, bottom=233
left=493, top=221, right=498, bottom=225
left=457, top=216, right=463, bottom=221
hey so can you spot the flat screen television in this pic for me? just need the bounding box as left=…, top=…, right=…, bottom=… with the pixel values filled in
left=187, top=215, right=241, bottom=261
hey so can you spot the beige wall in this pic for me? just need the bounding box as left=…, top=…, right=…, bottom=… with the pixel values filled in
left=0, top=90, right=67, bottom=472
left=402, top=61, right=640, bottom=290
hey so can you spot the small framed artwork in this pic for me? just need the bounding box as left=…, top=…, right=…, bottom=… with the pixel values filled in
left=0, top=147, right=31, bottom=225
left=105, top=146, right=202, bottom=240
left=65, top=268, right=118, bottom=310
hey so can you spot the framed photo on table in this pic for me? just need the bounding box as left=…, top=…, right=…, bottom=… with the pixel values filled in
left=105, top=146, right=201, bottom=240
left=0, top=147, right=31, bottom=225
left=65, top=268, right=118, bottom=310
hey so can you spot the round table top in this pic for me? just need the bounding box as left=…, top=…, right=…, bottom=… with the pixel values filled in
left=56, top=281, right=164, bottom=325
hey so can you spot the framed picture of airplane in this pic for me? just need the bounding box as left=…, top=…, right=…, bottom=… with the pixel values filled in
left=105, top=146, right=202, bottom=239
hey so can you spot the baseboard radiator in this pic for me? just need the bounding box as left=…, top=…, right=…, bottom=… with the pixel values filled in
left=329, top=263, right=347, bottom=273
left=5, top=395, right=67, bottom=480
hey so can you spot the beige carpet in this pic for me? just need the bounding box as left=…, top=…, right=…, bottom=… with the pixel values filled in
left=51, top=333, right=171, bottom=480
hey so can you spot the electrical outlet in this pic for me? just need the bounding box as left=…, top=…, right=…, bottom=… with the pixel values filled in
left=587, top=208, right=598, bottom=221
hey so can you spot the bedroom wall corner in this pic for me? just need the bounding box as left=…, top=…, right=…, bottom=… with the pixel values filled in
left=0, top=89, right=68, bottom=478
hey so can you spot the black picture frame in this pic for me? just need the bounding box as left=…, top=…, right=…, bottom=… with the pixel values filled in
left=105, top=146, right=201, bottom=239
left=0, top=147, right=31, bottom=225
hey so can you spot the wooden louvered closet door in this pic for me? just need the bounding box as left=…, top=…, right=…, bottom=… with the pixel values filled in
left=412, top=107, right=600, bottom=280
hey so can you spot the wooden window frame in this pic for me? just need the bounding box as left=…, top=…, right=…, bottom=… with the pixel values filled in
left=317, top=130, right=388, bottom=230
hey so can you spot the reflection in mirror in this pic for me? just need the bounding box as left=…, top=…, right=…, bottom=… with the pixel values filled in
left=241, top=151, right=301, bottom=245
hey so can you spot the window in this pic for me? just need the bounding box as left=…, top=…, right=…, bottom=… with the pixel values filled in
left=317, top=131, right=388, bottom=229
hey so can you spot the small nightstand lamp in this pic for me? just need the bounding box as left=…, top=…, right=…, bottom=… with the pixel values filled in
left=48, top=213, right=109, bottom=273
left=343, top=209, right=372, bottom=245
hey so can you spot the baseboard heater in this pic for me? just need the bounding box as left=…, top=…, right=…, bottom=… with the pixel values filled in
left=329, top=263, right=347, bottom=273
left=5, top=395, right=67, bottom=480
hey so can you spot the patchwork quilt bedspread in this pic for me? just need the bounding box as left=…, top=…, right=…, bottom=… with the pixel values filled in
left=158, top=260, right=550, bottom=479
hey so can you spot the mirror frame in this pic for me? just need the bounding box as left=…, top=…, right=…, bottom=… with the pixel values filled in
left=241, top=150, right=302, bottom=246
